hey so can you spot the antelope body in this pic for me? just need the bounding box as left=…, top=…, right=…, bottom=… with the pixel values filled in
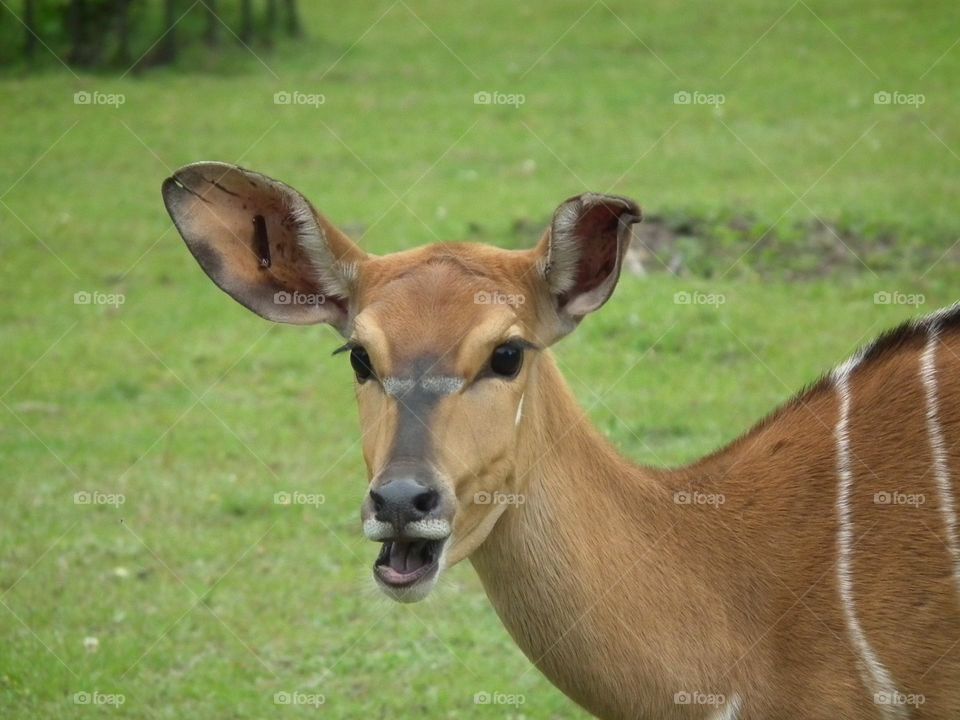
left=163, top=162, right=960, bottom=719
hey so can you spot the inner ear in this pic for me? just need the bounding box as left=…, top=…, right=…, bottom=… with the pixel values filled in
left=162, top=162, right=366, bottom=331
left=559, top=203, right=625, bottom=307
left=541, top=193, right=641, bottom=321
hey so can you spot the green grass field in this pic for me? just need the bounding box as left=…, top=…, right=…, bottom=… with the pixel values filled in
left=2, top=1, right=960, bottom=717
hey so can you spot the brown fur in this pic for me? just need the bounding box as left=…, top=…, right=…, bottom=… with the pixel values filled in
left=163, top=163, right=960, bottom=719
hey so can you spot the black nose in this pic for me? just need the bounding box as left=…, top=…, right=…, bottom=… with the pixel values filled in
left=370, top=477, right=440, bottom=528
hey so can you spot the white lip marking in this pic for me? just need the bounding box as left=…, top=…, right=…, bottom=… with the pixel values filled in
left=363, top=517, right=452, bottom=541
left=383, top=375, right=464, bottom=397
left=404, top=518, right=452, bottom=539
left=363, top=518, right=394, bottom=540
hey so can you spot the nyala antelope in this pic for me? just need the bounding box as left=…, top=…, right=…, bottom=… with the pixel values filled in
left=162, top=162, right=960, bottom=720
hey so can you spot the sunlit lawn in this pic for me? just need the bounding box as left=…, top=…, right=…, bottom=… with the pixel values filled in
left=2, top=1, right=959, bottom=717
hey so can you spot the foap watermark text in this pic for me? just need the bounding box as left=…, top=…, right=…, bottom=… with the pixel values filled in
left=673, top=490, right=725, bottom=508
left=874, top=491, right=925, bottom=508
left=874, top=291, right=924, bottom=307
left=474, top=491, right=525, bottom=506
left=474, top=290, right=525, bottom=306
left=274, top=491, right=325, bottom=508
left=274, top=691, right=325, bottom=707
left=74, top=91, right=125, bottom=107
left=674, top=90, right=725, bottom=108
left=73, top=691, right=125, bottom=706
left=274, top=91, right=325, bottom=107
left=274, top=290, right=325, bottom=306
left=474, top=91, right=525, bottom=107
left=75, top=290, right=125, bottom=307
left=874, top=91, right=925, bottom=108
left=473, top=691, right=525, bottom=706
left=74, top=491, right=125, bottom=507
left=674, top=291, right=725, bottom=307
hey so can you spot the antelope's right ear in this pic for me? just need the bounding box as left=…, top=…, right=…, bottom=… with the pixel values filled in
left=534, top=192, right=641, bottom=340
left=162, top=162, right=366, bottom=334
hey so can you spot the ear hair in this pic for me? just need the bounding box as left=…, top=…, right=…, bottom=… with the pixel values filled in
left=533, top=192, right=641, bottom=337
left=538, top=192, right=641, bottom=295
left=539, top=198, right=585, bottom=295
left=289, top=199, right=358, bottom=300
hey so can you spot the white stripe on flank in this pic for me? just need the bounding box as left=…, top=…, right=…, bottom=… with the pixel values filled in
left=920, top=327, right=960, bottom=598
left=833, top=360, right=906, bottom=719
left=710, top=692, right=742, bottom=720
left=831, top=346, right=867, bottom=384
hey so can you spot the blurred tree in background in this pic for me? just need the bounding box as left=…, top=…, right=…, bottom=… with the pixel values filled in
left=6, top=0, right=304, bottom=69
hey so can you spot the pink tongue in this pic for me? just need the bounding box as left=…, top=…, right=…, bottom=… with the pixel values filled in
left=389, top=541, right=427, bottom=573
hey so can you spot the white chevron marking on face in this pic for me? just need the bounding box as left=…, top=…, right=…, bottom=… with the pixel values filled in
left=382, top=376, right=464, bottom=397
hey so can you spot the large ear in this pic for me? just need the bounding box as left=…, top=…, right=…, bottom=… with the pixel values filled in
left=161, top=161, right=366, bottom=333
left=535, top=192, right=641, bottom=336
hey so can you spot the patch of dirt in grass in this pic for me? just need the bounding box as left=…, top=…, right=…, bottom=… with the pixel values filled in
left=502, top=212, right=959, bottom=281
left=625, top=214, right=956, bottom=280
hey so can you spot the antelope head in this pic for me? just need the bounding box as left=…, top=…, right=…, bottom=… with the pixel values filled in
left=162, top=162, right=640, bottom=602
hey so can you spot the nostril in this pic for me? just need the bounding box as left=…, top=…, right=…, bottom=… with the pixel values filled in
left=371, top=477, right=440, bottom=523
left=413, top=489, right=439, bottom=514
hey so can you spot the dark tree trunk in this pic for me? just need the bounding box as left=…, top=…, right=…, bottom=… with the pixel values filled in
left=23, top=0, right=37, bottom=59
left=283, top=0, right=302, bottom=38
left=67, top=0, right=85, bottom=65
left=157, top=0, right=177, bottom=64
left=262, top=0, right=279, bottom=46
left=204, top=0, right=219, bottom=46
left=114, top=0, right=131, bottom=65
left=239, top=0, right=253, bottom=44
left=67, top=0, right=112, bottom=67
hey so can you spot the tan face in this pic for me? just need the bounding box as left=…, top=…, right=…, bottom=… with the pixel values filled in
left=162, top=162, right=639, bottom=602
left=347, top=254, right=544, bottom=600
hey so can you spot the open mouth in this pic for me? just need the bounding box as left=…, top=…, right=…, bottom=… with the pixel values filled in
left=374, top=539, right=444, bottom=589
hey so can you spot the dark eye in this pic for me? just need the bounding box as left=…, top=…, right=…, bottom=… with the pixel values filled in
left=350, top=346, right=374, bottom=381
left=490, top=343, right=523, bottom=378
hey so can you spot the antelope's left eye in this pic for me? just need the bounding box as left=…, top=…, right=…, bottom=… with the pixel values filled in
left=490, top=343, right=523, bottom=378
left=350, top=346, right=374, bottom=381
